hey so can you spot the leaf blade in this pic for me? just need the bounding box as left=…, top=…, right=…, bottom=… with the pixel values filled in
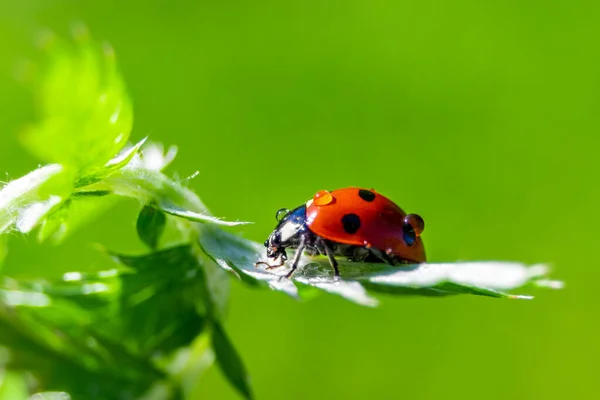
left=211, top=322, right=253, bottom=400
left=22, top=32, right=133, bottom=171
left=162, top=205, right=252, bottom=227
left=198, top=224, right=561, bottom=305
left=0, top=164, right=69, bottom=235
left=136, top=204, right=167, bottom=250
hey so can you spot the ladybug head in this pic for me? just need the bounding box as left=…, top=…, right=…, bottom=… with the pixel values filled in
left=263, top=205, right=308, bottom=260
left=264, top=226, right=285, bottom=259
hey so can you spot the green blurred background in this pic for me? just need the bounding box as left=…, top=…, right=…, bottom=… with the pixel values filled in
left=0, top=1, right=597, bottom=399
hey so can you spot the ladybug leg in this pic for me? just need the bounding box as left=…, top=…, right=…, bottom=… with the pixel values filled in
left=284, top=235, right=306, bottom=279
left=370, top=248, right=395, bottom=266
left=254, top=254, right=286, bottom=270
left=265, top=258, right=286, bottom=270
left=320, top=240, right=340, bottom=279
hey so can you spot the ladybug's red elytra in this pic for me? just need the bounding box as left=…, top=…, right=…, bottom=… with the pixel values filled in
left=255, top=188, right=425, bottom=279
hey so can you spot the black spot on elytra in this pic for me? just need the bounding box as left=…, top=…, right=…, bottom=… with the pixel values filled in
left=341, top=213, right=361, bottom=234
left=358, top=189, right=376, bottom=202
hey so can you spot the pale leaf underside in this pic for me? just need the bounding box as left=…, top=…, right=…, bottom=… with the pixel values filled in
left=198, top=225, right=562, bottom=307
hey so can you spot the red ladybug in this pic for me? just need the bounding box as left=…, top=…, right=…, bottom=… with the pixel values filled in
left=256, top=188, right=425, bottom=278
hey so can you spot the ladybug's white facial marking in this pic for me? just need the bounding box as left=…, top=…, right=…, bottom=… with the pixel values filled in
left=279, top=220, right=302, bottom=242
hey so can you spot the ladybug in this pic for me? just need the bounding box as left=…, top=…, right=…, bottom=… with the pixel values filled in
left=256, top=188, right=425, bottom=279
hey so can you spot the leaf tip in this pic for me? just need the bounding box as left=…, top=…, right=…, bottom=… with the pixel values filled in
left=138, top=136, right=149, bottom=147
left=228, top=220, right=254, bottom=226
left=509, top=294, right=534, bottom=300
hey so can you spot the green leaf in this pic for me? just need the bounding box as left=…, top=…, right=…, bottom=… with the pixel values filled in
left=0, top=302, right=165, bottom=399
left=72, top=190, right=112, bottom=197
left=137, top=204, right=167, bottom=250
left=198, top=224, right=562, bottom=306
left=194, top=246, right=230, bottom=322
left=0, top=257, right=203, bottom=398
left=162, top=205, right=252, bottom=227
left=35, top=199, right=71, bottom=243
left=0, top=370, right=28, bottom=400
left=83, top=155, right=206, bottom=211
left=211, top=322, right=253, bottom=400
left=3, top=27, right=251, bottom=399
left=36, top=193, right=119, bottom=244
left=0, top=164, right=72, bottom=235
left=0, top=140, right=148, bottom=245
left=80, top=147, right=250, bottom=227
left=107, top=246, right=219, bottom=355
left=34, top=139, right=150, bottom=244
left=28, top=394, right=70, bottom=400
left=22, top=27, right=133, bottom=171
left=108, top=244, right=231, bottom=322
left=75, top=137, right=147, bottom=188
left=166, top=332, right=214, bottom=398
left=109, top=245, right=197, bottom=272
